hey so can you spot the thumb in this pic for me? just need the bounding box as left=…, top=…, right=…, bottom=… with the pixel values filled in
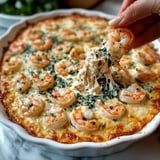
left=109, top=0, right=160, bottom=27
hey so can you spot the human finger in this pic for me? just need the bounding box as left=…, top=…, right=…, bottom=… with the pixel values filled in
left=132, top=21, right=160, bottom=48
left=118, top=0, right=136, bottom=15
left=109, top=0, right=160, bottom=27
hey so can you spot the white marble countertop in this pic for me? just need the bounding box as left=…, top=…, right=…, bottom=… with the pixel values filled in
left=0, top=1, right=160, bottom=160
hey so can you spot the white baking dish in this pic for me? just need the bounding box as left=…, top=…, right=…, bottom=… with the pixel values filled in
left=0, top=9, right=160, bottom=157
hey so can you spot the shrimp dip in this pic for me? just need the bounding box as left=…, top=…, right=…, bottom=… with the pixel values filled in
left=0, top=13, right=160, bottom=144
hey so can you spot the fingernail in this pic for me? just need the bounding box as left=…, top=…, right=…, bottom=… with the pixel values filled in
left=108, top=16, right=122, bottom=26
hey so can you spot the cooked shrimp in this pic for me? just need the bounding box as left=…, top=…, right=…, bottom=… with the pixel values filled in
left=62, top=19, right=80, bottom=28
left=19, top=97, right=44, bottom=117
left=88, top=19, right=108, bottom=29
left=107, top=28, right=134, bottom=54
left=32, top=72, right=54, bottom=91
left=45, top=107, right=68, bottom=129
left=54, top=59, right=73, bottom=76
left=111, top=65, right=134, bottom=87
left=54, top=43, right=71, bottom=55
left=128, top=63, right=157, bottom=82
left=15, top=73, right=31, bottom=93
left=120, top=56, right=156, bottom=82
left=60, top=28, right=79, bottom=42
left=52, top=88, right=76, bottom=108
left=132, top=45, right=157, bottom=65
left=119, top=83, right=147, bottom=104
left=70, top=106, right=99, bottom=132
left=25, top=28, right=42, bottom=41
left=119, top=55, right=133, bottom=69
left=151, top=63, right=160, bottom=77
left=95, top=98, right=126, bottom=119
left=30, top=51, right=50, bottom=68
left=137, top=66, right=157, bottom=82
left=42, top=19, right=58, bottom=31
left=78, top=29, right=95, bottom=41
left=3, top=57, right=22, bottom=73
left=9, top=39, right=26, bottom=54
left=70, top=47, right=85, bottom=60
left=32, top=36, right=52, bottom=51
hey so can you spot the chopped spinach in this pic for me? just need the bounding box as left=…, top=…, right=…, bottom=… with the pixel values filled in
left=97, top=75, right=107, bottom=91
left=54, top=75, right=70, bottom=88
left=75, top=93, right=100, bottom=109
left=22, top=46, right=35, bottom=57
left=99, top=47, right=112, bottom=66
left=69, top=70, right=78, bottom=75
left=101, top=83, right=119, bottom=100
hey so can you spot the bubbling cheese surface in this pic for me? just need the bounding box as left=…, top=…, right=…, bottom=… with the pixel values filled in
left=0, top=14, right=160, bottom=144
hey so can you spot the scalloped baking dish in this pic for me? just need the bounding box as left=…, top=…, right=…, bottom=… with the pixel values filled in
left=0, top=9, right=160, bottom=157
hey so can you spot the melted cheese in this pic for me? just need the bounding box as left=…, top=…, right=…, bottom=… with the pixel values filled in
left=0, top=14, right=160, bottom=144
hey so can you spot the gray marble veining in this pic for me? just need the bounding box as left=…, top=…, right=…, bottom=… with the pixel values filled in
left=0, top=122, right=111, bottom=160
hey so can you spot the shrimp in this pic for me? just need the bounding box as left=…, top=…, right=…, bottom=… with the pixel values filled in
left=135, top=65, right=157, bottom=82
left=52, top=88, right=76, bottom=108
left=128, top=63, right=157, bottom=82
left=54, top=59, right=73, bottom=76
left=119, top=83, right=147, bottom=104
left=19, top=97, right=44, bottom=117
left=45, top=107, right=68, bottom=129
left=111, top=65, right=134, bottom=87
left=54, top=43, right=71, bottom=55
left=9, top=39, right=26, bottom=54
left=32, top=36, right=52, bottom=51
left=2, top=56, right=22, bottom=73
left=70, top=106, right=99, bottom=132
left=107, top=28, right=134, bottom=54
left=151, top=63, right=160, bottom=77
left=25, top=28, right=42, bottom=41
left=32, top=72, right=54, bottom=91
left=70, top=47, right=85, bottom=60
left=42, top=19, right=58, bottom=31
left=60, top=28, right=79, bottom=42
left=95, top=98, right=126, bottom=119
left=15, top=73, right=31, bottom=93
left=119, top=55, right=133, bottom=69
left=119, top=55, right=157, bottom=82
left=30, top=51, right=50, bottom=68
left=88, top=19, right=108, bottom=29
left=131, top=45, right=157, bottom=65
left=78, top=29, right=95, bottom=41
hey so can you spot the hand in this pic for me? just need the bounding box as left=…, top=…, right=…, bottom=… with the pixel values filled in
left=109, top=0, right=160, bottom=48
